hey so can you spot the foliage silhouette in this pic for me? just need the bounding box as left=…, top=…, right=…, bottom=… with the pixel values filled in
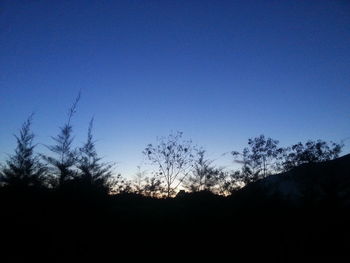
left=183, top=149, right=223, bottom=193
left=75, top=118, right=114, bottom=194
left=0, top=102, right=349, bottom=261
left=41, top=94, right=80, bottom=188
left=0, top=115, right=47, bottom=188
left=232, top=135, right=284, bottom=184
left=282, top=140, right=343, bottom=171
left=2, top=152, right=350, bottom=261
left=133, top=168, right=165, bottom=197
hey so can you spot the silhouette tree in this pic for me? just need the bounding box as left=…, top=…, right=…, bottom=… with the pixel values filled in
left=183, top=150, right=221, bottom=193
left=133, top=166, right=147, bottom=194
left=76, top=118, right=114, bottom=194
left=142, top=175, right=165, bottom=197
left=282, top=140, right=343, bottom=171
left=41, top=94, right=80, bottom=188
left=0, top=115, right=46, bottom=188
left=144, top=131, right=195, bottom=197
left=133, top=167, right=164, bottom=197
left=232, top=135, right=284, bottom=183
left=109, top=174, right=133, bottom=194
left=216, top=170, right=243, bottom=195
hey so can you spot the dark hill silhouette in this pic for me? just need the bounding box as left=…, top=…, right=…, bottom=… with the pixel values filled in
left=237, top=154, right=350, bottom=206
left=1, top=155, right=350, bottom=261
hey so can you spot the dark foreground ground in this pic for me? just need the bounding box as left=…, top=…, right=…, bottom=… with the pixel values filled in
left=1, top=186, right=349, bottom=262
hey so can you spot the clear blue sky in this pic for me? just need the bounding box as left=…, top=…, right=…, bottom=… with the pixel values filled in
left=1, top=0, right=349, bottom=177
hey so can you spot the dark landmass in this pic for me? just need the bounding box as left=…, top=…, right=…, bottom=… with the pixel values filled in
left=1, top=155, right=350, bottom=262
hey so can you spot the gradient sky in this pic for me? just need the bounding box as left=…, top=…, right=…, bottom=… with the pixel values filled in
left=1, top=0, right=350, bottom=177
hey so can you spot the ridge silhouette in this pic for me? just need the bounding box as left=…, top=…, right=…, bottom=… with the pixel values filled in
left=0, top=116, right=348, bottom=261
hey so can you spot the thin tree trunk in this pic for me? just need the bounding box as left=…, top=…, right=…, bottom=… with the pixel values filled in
left=167, top=184, right=171, bottom=197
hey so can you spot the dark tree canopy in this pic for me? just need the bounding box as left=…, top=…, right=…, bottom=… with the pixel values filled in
left=0, top=115, right=46, bottom=188
left=76, top=118, right=114, bottom=193
left=41, top=94, right=80, bottom=187
left=183, top=150, right=222, bottom=193
left=232, top=135, right=284, bottom=184
left=282, top=140, right=343, bottom=171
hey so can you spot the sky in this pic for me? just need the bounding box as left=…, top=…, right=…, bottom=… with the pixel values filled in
left=1, top=0, right=349, bottom=177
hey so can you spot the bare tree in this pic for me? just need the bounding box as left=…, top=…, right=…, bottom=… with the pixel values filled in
left=143, top=131, right=195, bottom=197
